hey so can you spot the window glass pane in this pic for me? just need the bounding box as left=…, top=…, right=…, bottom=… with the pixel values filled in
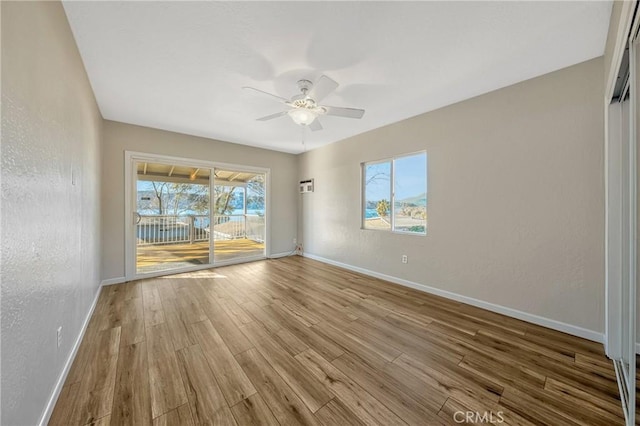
left=246, top=174, right=265, bottom=216
left=393, top=153, right=427, bottom=234
left=364, top=161, right=391, bottom=230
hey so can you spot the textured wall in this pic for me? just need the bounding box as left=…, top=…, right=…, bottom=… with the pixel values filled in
left=298, top=58, right=605, bottom=334
left=1, top=2, right=103, bottom=425
left=101, top=121, right=298, bottom=281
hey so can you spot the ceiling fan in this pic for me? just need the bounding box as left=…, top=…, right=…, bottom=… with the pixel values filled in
left=243, top=75, right=365, bottom=131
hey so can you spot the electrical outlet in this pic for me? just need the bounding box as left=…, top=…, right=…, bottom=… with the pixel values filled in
left=293, top=238, right=297, bottom=245
left=401, top=255, right=408, bottom=264
left=57, top=326, right=63, bottom=348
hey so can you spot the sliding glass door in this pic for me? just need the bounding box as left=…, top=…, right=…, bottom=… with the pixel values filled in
left=213, top=169, right=266, bottom=264
left=125, top=153, right=269, bottom=279
left=607, top=26, right=638, bottom=426
left=135, top=162, right=211, bottom=275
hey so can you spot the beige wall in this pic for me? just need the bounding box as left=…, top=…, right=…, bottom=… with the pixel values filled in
left=1, top=2, right=103, bottom=425
left=101, top=121, right=298, bottom=281
left=299, top=57, right=605, bottom=334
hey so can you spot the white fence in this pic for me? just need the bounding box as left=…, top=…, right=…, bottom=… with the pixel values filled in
left=246, top=215, right=265, bottom=242
left=212, top=214, right=265, bottom=242
left=137, top=214, right=264, bottom=246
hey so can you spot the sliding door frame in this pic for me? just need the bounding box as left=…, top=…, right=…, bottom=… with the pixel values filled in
left=124, top=151, right=271, bottom=281
left=606, top=0, right=637, bottom=360
left=605, top=3, right=639, bottom=424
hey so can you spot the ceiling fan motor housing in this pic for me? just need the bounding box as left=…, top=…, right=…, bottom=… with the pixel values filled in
left=297, top=79, right=313, bottom=94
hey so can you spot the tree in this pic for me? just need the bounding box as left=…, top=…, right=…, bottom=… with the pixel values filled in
left=366, top=171, right=389, bottom=185
left=246, top=175, right=265, bottom=210
left=139, top=179, right=257, bottom=217
left=376, top=199, right=390, bottom=218
left=170, top=183, right=208, bottom=215
left=142, top=181, right=209, bottom=215
left=213, top=186, right=237, bottom=215
left=151, top=182, right=168, bottom=215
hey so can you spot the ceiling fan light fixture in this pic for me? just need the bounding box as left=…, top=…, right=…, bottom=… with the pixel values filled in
left=288, top=108, right=317, bottom=126
left=246, top=75, right=364, bottom=132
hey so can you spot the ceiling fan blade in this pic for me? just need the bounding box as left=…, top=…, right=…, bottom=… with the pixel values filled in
left=323, top=106, right=365, bottom=119
left=309, top=118, right=323, bottom=132
left=256, top=111, right=289, bottom=121
left=243, top=86, right=289, bottom=103
left=309, top=75, right=339, bottom=103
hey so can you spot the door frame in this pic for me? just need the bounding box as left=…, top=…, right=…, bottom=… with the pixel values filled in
left=605, top=3, right=639, bottom=424
left=605, top=0, right=637, bottom=359
left=124, top=151, right=271, bottom=281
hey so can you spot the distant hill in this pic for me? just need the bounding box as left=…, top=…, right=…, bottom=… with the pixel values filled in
left=397, top=193, right=427, bottom=206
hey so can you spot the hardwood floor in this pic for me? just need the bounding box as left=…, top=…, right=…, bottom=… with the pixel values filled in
left=136, top=239, right=265, bottom=273
left=50, top=256, right=624, bottom=425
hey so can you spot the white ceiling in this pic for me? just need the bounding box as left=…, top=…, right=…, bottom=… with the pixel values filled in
left=63, top=1, right=612, bottom=154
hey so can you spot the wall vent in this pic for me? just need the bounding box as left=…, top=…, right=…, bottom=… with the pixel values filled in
left=299, top=179, right=314, bottom=193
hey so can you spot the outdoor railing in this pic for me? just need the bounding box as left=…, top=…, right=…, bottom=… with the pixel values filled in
left=212, top=214, right=244, bottom=240
left=136, top=213, right=264, bottom=246
left=212, top=214, right=265, bottom=242
left=246, top=214, right=265, bottom=242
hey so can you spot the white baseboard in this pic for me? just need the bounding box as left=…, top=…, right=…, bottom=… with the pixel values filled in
left=303, top=253, right=604, bottom=344
left=101, top=276, right=125, bottom=286
left=268, top=251, right=294, bottom=259
left=38, top=283, right=104, bottom=426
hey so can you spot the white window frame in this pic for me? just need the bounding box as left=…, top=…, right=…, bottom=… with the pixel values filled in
left=361, top=150, right=427, bottom=236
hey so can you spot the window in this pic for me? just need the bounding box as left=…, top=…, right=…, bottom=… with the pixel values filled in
left=362, top=152, right=427, bottom=234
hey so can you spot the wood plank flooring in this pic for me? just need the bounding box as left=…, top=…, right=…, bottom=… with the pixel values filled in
left=136, top=239, right=265, bottom=273
left=50, top=256, right=624, bottom=425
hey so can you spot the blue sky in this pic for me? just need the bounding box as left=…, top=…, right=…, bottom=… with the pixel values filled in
left=365, top=153, right=427, bottom=203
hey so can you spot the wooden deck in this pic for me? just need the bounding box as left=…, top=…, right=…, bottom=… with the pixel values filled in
left=137, top=239, right=264, bottom=273
left=51, top=256, right=625, bottom=426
